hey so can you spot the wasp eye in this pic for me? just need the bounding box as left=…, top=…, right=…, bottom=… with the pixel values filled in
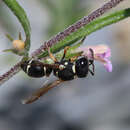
left=75, top=57, right=88, bottom=78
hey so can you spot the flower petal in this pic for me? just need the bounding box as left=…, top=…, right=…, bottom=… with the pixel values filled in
left=77, top=44, right=112, bottom=72
left=103, top=59, right=112, bottom=72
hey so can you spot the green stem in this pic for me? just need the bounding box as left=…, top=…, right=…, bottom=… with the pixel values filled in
left=38, top=8, right=130, bottom=58
left=3, top=0, right=31, bottom=52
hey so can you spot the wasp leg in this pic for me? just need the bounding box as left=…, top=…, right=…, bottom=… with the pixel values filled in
left=69, top=37, right=86, bottom=62
left=69, top=56, right=79, bottom=62
left=60, top=46, right=70, bottom=61
left=22, top=79, right=64, bottom=104
left=48, top=47, right=58, bottom=62
left=88, top=68, right=94, bottom=76
left=89, top=60, right=95, bottom=74
left=61, top=36, right=86, bottom=62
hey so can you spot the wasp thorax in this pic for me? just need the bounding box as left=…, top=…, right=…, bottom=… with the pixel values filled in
left=53, top=60, right=75, bottom=81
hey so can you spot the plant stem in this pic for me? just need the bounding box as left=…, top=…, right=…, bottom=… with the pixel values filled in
left=31, top=0, right=125, bottom=57
left=0, top=0, right=126, bottom=86
left=0, top=62, right=22, bottom=86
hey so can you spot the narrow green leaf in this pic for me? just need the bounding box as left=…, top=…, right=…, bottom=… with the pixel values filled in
left=6, top=33, right=14, bottom=41
left=3, top=0, right=31, bottom=52
left=55, top=40, right=84, bottom=60
left=38, top=36, right=82, bottom=58
left=38, top=8, right=130, bottom=58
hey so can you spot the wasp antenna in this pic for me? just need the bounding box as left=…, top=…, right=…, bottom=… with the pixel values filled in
left=88, top=48, right=95, bottom=75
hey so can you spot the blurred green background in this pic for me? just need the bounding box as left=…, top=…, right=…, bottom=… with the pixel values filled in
left=0, top=0, right=130, bottom=130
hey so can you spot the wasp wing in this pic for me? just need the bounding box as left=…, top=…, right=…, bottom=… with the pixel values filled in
left=22, top=79, right=63, bottom=104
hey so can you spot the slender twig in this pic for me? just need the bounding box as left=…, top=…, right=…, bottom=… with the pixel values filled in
left=31, top=0, right=125, bottom=57
left=0, top=0, right=126, bottom=86
left=0, top=61, right=22, bottom=85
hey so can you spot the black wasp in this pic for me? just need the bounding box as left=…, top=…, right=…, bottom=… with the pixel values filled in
left=21, top=47, right=95, bottom=104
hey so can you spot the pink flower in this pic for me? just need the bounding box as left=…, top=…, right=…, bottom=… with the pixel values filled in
left=78, top=44, right=112, bottom=72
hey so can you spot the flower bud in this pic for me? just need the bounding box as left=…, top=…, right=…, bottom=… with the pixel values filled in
left=12, top=40, right=25, bottom=51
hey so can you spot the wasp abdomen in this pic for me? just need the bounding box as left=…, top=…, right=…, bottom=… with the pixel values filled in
left=21, top=60, right=52, bottom=78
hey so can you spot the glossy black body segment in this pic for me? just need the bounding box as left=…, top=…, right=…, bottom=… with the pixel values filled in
left=21, top=52, right=95, bottom=104
left=21, top=60, right=52, bottom=78
left=21, top=45, right=95, bottom=104
left=21, top=56, right=94, bottom=80
left=53, top=60, right=75, bottom=81
left=75, top=57, right=89, bottom=78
